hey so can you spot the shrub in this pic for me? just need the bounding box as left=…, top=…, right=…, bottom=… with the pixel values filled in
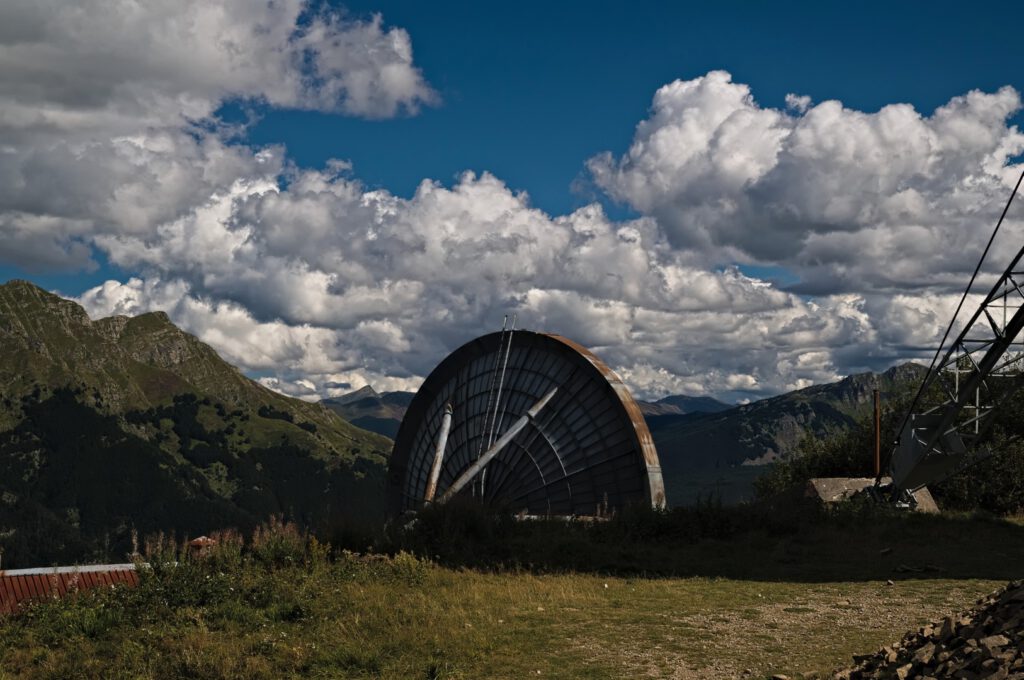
left=251, top=515, right=306, bottom=568
left=205, top=528, right=245, bottom=572
left=333, top=549, right=430, bottom=584
left=133, top=532, right=242, bottom=610
left=306, top=535, right=331, bottom=573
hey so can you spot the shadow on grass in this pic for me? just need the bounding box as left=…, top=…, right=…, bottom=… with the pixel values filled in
left=381, top=495, right=1024, bottom=583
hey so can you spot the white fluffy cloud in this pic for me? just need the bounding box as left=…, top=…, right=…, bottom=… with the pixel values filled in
left=2, top=7, right=1018, bottom=406
left=588, top=70, right=1024, bottom=295
left=0, top=0, right=435, bottom=129
left=77, top=276, right=423, bottom=400
left=0, top=0, right=435, bottom=269
left=75, top=165, right=899, bottom=400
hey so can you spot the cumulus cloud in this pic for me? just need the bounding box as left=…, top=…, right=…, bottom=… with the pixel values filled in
left=0, top=0, right=435, bottom=269
left=75, top=165, right=907, bottom=401
left=588, top=70, right=1024, bottom=295
left=2, top=10, right=1017, bottom=407
left=0, top=0, right=435, bottom=130
left=77, top=276, right=424, bottom=400
left=784, top=93, right=811, bottom=113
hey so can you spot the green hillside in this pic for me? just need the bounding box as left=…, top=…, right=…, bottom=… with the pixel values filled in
left=647, top=364, right=927, bottom=505
left=0, top=280, right=391, bottom=568
left=650, top=363, right=927, bottom=469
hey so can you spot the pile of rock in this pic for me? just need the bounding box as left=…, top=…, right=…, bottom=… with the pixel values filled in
left=835, top=580, right=1024, bottom=679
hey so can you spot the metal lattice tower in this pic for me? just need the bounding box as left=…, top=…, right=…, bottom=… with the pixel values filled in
left=890, top=172, right=1024, bottom=493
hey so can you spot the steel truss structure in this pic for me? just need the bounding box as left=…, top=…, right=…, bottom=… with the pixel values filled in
left=890, top=180, right=1024, bottom=495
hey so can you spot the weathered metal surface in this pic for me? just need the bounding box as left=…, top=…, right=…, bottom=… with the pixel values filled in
left=388, top=330, right=667, bottom=515
left=545, top=334, right=666, bottom=509
left=0, top=564, right=139, bottom=615
left=808, top=477, right=939, bottom=513
left=424, top=403, right=453, bottom=503
left=438, top=387, right=558, bottom=503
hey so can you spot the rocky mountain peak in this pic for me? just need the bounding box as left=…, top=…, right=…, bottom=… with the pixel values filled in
left=0, top=280, right=242, bottom=408
left=329, top=385, right=381, bottom=406
left=93, top=315, right=131, bottom=340
left=0, top=279, right=92, bottom=329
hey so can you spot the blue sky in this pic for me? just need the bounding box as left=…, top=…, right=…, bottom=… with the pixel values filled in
left=2, top=0, right=1023, bottom=400
left=25, top=0, right=1015, bottom=293
left=248, top=0, right=1023, bottom=214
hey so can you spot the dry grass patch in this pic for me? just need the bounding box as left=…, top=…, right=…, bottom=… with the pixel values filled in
left=0, top=560, right=1003, bottom=680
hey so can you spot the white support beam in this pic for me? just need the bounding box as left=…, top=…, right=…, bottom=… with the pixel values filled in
left=437, top=386, right=558, bottom=504
left=423, top=403, right=453, bottom=504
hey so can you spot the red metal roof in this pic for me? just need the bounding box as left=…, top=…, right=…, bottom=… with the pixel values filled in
left=0, top=565, right=139, bottom=615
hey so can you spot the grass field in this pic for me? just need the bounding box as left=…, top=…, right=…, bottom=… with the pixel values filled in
left=1, top=507, right=1021, bottom=679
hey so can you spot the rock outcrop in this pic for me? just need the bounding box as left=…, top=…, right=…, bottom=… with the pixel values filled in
left=835, top=580, right=1024, bottom=679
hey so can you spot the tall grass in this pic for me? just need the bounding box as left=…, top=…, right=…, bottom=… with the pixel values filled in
left=383, top=494, right=1024, bottom=581
left=386, top=494, right=824, bottom=574
left=4, top=506, right=1024, bottom=678
left=2, top=506, right=1022, bottom=679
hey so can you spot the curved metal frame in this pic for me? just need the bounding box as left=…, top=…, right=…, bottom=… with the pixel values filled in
left=387, top=331, right=666, bottom=514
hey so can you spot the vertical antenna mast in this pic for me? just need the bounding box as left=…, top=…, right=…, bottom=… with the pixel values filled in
left=481, top=314, right=516, bottom=496
left=476, top=315, right=508, bottom=497
left=491, top=313, right=517, bottom=444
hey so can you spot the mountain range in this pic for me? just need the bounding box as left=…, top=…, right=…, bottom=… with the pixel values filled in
left=0, top=279, right=930, bottom=567
left=323, top=387, right=732, bottom=439
left=324, top=364, right=924, bottom=468
left=325, top=364, right=926, bottom=504
left=637, top=394, right=731, bottom=417
left=322, top=386, right=415, bottom=439
left=644, top=363, right=926, bottom=502
left=0, top=280, right=390, bottom=568
left=647, top=362, right=926, bottom=467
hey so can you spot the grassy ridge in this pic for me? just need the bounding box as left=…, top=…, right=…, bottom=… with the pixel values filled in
left=0, top=280, right=390, bottom=460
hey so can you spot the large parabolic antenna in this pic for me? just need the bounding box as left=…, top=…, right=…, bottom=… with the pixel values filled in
left=388, top=330, right=666, bottom=515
